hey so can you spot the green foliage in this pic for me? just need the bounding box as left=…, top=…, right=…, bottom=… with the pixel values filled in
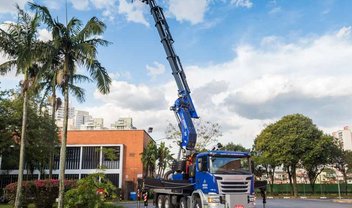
left=4, top=180, right=76, bottom=208
left=220, top=142, right=249, bottom=152
left=141, top=141, right=158, bottom=177
left=64, top=173, right=116, bottom=208
left=156, top=142, right=174, bottom=177
left=253, top=114, right=335, bottom=196
left=0, top=91, right=59, bottom=172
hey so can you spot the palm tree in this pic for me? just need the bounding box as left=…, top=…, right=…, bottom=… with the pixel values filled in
left=0, top=6, right=44, bottom=208
left=35, top=50, right=92, bottom=179
left=141, top=142, right=158, bottom=177
left=30, top=3, right=112, bottom=207
left=157, top=142, right=173, bottom=177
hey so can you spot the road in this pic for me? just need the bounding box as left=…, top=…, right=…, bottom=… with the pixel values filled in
left=118, top=199, right=352, bottom=208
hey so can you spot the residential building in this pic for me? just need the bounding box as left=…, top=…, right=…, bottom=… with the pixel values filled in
left=111, top=117, right=136, bottom=130
left=332, top=126, right=352, bottom=150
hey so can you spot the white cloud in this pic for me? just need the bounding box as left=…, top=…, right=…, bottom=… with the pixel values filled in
left=94, top=80, right=168, bottom=111
left=118, top=0, right=149, bottom=26
left=70, top=0, right=90, bottom=10
left=89, top=26, right=352, bottom=149
left=168, top=0, right=208, bottom=25
left=0, top=0, right=29, bottom=14
left=336, top=26, right=352, bottom=39
left=146, top=61, right=166, bottom=79
left=231, top=0, right=253, bottom=8
left=38, top=29, right=52, bottom=42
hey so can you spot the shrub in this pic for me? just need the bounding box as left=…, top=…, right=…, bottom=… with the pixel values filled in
left=4, top=179, right=76, bottom=208
left=64, top=173, right=117, bottom=208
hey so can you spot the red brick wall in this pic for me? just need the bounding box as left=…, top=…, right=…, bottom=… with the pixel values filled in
left=67, top=130, right=153, bottom=192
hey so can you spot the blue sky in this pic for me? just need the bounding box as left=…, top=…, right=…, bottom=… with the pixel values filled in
left=1, top=0, right=352, bottom=149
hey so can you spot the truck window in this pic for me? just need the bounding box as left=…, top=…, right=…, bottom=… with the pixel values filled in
left=197, top=156, right=208, bottom=172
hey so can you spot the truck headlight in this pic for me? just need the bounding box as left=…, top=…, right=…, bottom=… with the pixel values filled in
left=208, top=195, right=220, bottom=204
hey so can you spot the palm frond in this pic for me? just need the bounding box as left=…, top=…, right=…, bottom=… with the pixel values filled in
left=72, top=74, right=93, bottom=83
left=87, top=60, right=111, bottom=94
left=28, top=3, right=56, bottom=30
left=0, top=60, right=17, bottom=75
left=68, top=84, right=86, bottom=103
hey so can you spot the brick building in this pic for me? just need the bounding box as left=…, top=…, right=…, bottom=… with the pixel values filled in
left=0, top=129, right=154, bottom=198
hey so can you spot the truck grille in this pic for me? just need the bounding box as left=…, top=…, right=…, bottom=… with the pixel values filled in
left=216, top=175, right=250, bottom=194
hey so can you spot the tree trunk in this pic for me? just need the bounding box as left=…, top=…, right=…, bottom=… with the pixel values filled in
left=14, top=71, right=29, bottom=208
left=292, top=166, right=298, bottom=197
left=270, top=166, right=276, bottom=194
left=49, top=87, right=56, bottom=179
left=342, top=171, right=348, bottom=195
left=287, top=166, right=293, bottom=195
left=58, top=76, right=69, bottom=208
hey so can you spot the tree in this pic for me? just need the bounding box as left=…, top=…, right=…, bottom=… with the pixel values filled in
left=253, top=114, right=323, bottom=197
left=300, top=134, right=336, bottom=193
left=30, top=3, right=112, bottom=207
left=141, top=141, right=158, bottom=177
left=165, top=119, right=222, bottom=153
left=0, top=90, right=58, bottom=178
left=220, top=142, right=249, bottom=152
left=331, top=140, right=352, bottom=195
left=0, top=7, right=44, bottom=207
left=253, top=124, right=281, bottom=193
left=156, top=142, right=174, bottom=177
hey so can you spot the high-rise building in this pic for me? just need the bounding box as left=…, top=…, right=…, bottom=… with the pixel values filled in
left=332, top=126, right=352, bottom=150
left=111, top=117, right=136, bottom=130
left=74, top=110, right=91, bottom=129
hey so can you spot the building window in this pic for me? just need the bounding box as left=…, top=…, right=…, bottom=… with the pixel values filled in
left=102, top=146, right=120, bottom=169
left=82, top=146, right=100, bottom=169
left=66, top=147, right=80, bottom=169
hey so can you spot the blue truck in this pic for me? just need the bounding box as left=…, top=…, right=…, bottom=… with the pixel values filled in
left=138, top=1, right=262, bottom=207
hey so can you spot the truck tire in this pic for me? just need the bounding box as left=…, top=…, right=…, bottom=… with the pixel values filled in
left=164, top=195, right=173, bottom=208
left=179, top=197, right=187, bottom=208
left=194, top=198, right=202, bottom=208
left=157, top=195, right=165, bottom=208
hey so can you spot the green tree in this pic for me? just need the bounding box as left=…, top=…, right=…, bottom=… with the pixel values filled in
left=301, top=134, right=336, bottom=193
left=141, top=141, right=158, bottom=177
left=254, top=114, right=322, bottom=196
left=156, top=142, right=174, bottom=177
left=220, top=142, right=249, bottom=152
left=30, top=4, right=112, bottom=207
left=331, top=141, right=352, bottom=195
left=0, top=7, right=44, bottom=207
left=253, top=124, right=281, bottom=193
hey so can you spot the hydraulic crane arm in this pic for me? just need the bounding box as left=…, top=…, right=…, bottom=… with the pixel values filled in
left=142, top=0, right=199, bottom=151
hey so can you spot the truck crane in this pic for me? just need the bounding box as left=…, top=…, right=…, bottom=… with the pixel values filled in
left=137, top=1, right=260, bottom=208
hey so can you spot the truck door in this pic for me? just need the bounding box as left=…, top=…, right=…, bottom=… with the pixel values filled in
left=195, top=155, right=218, bottom=193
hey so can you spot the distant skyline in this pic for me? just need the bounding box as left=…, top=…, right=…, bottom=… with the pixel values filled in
left=1, top=0, right=352, bottom=149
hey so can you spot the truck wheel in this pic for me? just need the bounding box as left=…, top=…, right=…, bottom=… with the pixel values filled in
left=157, top=194, right=165, bottom=208
left=164, top=195, right=173, bottom=208
left=179, top=197, right=187, bottom=208
left=194, top=198, right=202, bottom=208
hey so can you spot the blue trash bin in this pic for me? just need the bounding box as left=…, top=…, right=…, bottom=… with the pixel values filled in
left=129, top=192, right=137, bottom=201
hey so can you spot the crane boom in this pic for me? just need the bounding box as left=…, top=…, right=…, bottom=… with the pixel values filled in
left=142, top=0, right=199, bottom=152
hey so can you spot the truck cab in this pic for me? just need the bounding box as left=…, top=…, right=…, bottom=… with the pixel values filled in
left=184, top=151, right=255, bottom=208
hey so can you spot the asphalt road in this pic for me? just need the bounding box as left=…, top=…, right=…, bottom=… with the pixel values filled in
left=118, top=199, right=352, bottom=208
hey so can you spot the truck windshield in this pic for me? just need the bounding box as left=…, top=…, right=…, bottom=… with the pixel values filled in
left=209, top=156, right=251, bottom=175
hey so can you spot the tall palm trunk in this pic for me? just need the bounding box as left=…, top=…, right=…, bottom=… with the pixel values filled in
left=15, top=70, right=29, bottom=208
left=48, top=85, right=56, bottom=179
left=58, top=59, right=69, bottom=208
